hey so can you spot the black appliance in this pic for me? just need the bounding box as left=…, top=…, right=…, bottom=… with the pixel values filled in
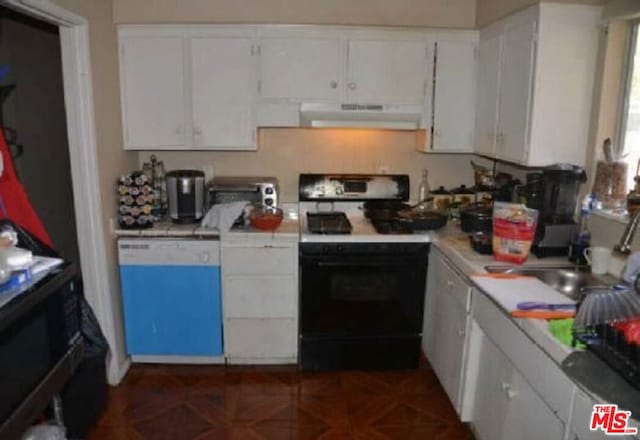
left=0, top=266, right=81, bottom=428
left=299, top=242, right=429, bottom=371
left=166, top=169, right=205, bottom=223
left=298, top=173, right=429, bottom=371
left=530, top=164, right=587, bottom=257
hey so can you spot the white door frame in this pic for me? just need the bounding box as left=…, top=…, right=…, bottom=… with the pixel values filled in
left=1, top=0, right=129, bottom=384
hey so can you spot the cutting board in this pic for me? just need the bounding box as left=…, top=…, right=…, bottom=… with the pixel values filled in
left=471, top=274, right=576, bottom=317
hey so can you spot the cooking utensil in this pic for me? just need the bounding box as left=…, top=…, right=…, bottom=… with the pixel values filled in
left=396, top=209, right=447, bottom=230
left=517, top=301, right=576, bottom=311
left=460, top=203, right=493, bottom=233
left=363, top=200, right=410, bottom=221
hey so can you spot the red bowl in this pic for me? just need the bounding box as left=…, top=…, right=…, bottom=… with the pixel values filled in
left=250, top=209, right=283, bottom=231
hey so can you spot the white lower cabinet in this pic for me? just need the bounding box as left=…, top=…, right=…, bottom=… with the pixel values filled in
left=471, top=326, right=565, bottom=440
left=568, top=388, right=640, bottom=440
left=221, top=237, right=298, bottom=364
left=422, top=247, right=472, bottom=418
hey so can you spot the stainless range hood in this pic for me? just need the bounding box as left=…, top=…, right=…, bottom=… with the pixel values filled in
left=299, top=103, right=423, bottom=130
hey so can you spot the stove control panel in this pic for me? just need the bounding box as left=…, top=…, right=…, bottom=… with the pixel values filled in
left=299, top=174, right=409, bottom=201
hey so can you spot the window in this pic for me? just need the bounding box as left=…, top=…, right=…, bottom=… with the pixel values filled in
left=620, top=22, right=640, bottom=191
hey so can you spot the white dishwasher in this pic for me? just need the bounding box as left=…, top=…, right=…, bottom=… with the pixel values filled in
left=118, top=238, right=224, bottom=363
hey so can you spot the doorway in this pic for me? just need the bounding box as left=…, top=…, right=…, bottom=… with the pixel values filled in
left=0, top=6, right=80, bottom=264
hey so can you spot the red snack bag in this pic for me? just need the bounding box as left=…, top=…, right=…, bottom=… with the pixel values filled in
left=492, top=202, right=539, bottom=264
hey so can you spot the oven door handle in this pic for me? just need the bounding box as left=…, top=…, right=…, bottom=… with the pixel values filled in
left=309, top=260, right=422, bottom=268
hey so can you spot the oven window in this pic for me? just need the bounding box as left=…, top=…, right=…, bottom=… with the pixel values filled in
left=331, top=273, right=397, bottom=302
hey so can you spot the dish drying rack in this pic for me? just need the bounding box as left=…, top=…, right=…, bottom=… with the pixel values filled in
left=573, top=287, right=640, bottom=390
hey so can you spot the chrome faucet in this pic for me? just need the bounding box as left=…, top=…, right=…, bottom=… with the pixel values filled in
left=614, top=209, right=640, bottom=255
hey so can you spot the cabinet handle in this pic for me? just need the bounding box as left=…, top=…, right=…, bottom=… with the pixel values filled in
left=501, top=382, right=517, bottom=400
left=194, top=126, right=203, bottom=135
left=330, top=80, right=338, bottom=89
left=446, top=280, right=454, bottom=287
left=457, top=329, right=465, bottom=337
left=348, top=82, right=357, bottom=91
left=434, top=128, right=442, bottom=138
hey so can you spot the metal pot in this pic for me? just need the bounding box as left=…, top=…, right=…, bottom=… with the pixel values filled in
left=460, top=204, right=493, bottom=233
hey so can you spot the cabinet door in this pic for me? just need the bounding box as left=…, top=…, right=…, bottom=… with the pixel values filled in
left=474, top=33, right=502, bottom=157
left=120, top=37, right=185, bottom=149
left=472, top=331, right=511, bottom=440
left=502, top=369, right=566, bottom=440
left=430, top=284, right=469, bottom=411
left=259, top=37, right=340, bottom=101
left=431, top=40, right=476, bottom=152
left=191, top=37, right=256, bottom=149
left=496, top=20, right=536, bottom=164
left=346, top=39, right=427, bottom=103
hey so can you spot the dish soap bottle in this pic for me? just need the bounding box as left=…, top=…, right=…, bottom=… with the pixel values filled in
left=417, top=169, right=431, bottom=210
left=569, top=193, right=595, bottom=265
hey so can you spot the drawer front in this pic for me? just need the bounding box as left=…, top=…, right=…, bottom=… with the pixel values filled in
left=224, top=318, right=298, bottom=358
left=440, top=260, right=471, bottom=312
left=222, top=245, right=297, bottom=276
left=473, top=291, right=574, bottom=423
left=223, top=275, right=297, bottom=318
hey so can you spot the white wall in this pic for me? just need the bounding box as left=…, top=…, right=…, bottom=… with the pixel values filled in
left=113, top=0, right=477, bottom=29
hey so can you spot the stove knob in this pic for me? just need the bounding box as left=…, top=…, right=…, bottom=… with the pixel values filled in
left=264, top=187, right=274, bottom=195
left=265, top=198, right=274, bottom=206
left=336, top=245, right=345, bottom=253
left=322, top=245, right=331, bottom=254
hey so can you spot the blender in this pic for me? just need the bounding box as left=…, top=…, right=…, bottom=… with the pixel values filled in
left=530, top=164, right=587, bottom=257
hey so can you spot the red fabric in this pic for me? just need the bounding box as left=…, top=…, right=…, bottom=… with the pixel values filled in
left=0, top=127, right=52, bottom=247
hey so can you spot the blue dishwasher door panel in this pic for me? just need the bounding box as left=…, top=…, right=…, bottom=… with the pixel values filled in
left=120, top=265, right=222, bottom=356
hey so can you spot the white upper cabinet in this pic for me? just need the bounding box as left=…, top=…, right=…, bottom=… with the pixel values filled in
left=258, top=37, right=341, bottom=101
left=346, top=39, right=428, bottom=104
left=474, top=34, right=501, bottom=157
left=431, top=40, right=476, bottom=152
left=191, top=37, right=256, bottom=149
left=474, top=4, right=601, bottom=166
left=119, top=36, right=186, bottom=149
left=496, top=19, right=536, bottom=164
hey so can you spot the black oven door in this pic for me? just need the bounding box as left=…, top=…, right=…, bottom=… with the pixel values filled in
left=300, top=248, right=428, bottom=337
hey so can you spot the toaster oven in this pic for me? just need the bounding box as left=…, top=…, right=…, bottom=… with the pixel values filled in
left=207, top=176, right=279, bottom=210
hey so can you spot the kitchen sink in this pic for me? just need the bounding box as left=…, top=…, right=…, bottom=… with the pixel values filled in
left=484, top=265, right=616, bottom=300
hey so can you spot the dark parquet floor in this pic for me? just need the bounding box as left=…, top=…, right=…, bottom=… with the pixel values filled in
left=86, top=359, right=474, bottom=440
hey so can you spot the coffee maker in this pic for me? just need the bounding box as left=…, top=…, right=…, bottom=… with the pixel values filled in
left=525, top=164, right=586, bottom=257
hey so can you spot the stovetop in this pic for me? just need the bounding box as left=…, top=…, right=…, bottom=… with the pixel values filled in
left=370, top=219, right=414, bottom=235
left=299, top=202, right=431, bottom=244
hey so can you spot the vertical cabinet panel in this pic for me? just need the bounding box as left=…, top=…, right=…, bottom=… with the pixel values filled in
left=259, top=37, right=341, bottom=101
left=346, top=39, right=427, bottom=103
left=474, top=34, right=502, bottom=157
left=496, top=20, right=536, bottom=164
left=120, top=37, right=185, bottom=148
left=191, top=37, right=256, bottom=149
left=432, top=40, right=476, bottom=152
